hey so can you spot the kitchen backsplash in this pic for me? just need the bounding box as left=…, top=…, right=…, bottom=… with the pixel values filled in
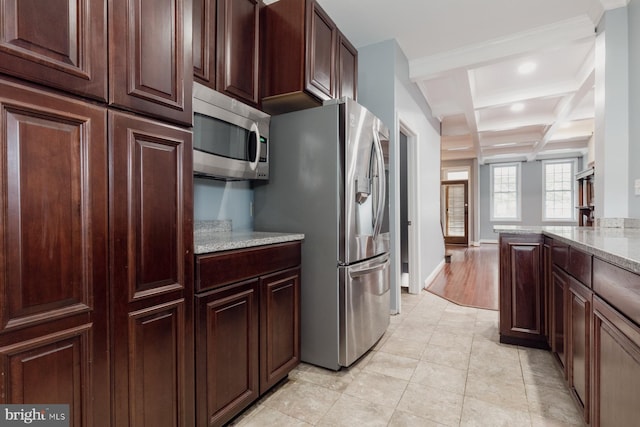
left=193, top=178, right=253, bottom=230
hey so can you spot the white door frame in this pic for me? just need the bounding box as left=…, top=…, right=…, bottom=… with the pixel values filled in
left=398, top=119, right=420, bottom=295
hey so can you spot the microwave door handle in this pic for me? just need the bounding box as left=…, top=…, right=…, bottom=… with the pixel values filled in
left=249, top=122, right=261, bottom=171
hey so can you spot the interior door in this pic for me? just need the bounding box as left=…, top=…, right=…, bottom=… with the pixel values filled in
left=442, top=180, right=468, bottom=245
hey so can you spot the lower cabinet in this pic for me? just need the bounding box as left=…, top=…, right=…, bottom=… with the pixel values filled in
left=550, top=266, right=568, bottom=374
left=196, top=280, right=260, bottom=427
left=592, top=296, right=640, bottom=427
left=567, top=278, right=592, bottom=422
left=499, top=234, right=546, bottom=347
left=195, top=242, right=301, bottom=427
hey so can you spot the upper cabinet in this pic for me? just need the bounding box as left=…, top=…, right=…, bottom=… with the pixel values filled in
left=193, top=0, right=261, bottom=108
left=110, top=0, right=193, bottom=126
left=261, top=0, right=357, bottom=115
left=0, top=0, right=108, bottom=101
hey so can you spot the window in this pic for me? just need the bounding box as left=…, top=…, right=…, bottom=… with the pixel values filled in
left=491, top=163, right=520, bottom=221
left=543, top=160, right=576, bottom=221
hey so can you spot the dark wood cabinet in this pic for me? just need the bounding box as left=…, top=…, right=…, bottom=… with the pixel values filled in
left=261, top=0, right=357, bottom=114
left=195, top=242, right=301, bottom=426
left=337, top=32, right=357, bottom=101
left=550, top=266, right=569, bottom=375
left=216, top=0, right=261, bottom=106
left=196, top=279, right=259, bottom=427
left=592, top=295, right=640, bottom=427
left=109, top=0, right=193, bottom=125
left=543, top=237, right=553, bottom=347
left=193, top=0, right=217, bottom=87
left=192, top=0, right=261, bottom=107
left=260, top=267, right=301, bottom=394
left=567, top=277, right=592, bottom=422
left=0, top=79, right=109, bottom=426
left=0, top=0, right=108, bottom=101
left=109, top=111, right=194, bottom=427
left=499, top=234, right=546, bottom=347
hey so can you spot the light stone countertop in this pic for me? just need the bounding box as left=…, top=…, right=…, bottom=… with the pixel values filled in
left=494, top=225, right=640, bottom=274
left=194, top=220, right=304, bottom=254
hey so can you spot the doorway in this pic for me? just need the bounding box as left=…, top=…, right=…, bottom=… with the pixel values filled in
left=398, top=121, right=419, bottom=295
left=441, top=180, right=468, bottom=246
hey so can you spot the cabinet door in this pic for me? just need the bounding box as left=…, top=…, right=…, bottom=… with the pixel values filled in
left=568, top=278, right=592, bottom=422
left=193, top=0, right=216, bottom=87
left=196, top=280, right=259, bottom=427
left=305, top=0, right=336, bottom=101
left=109, top=0, right=193, bottom=125
left=543, top=238, right=552, bottom=347
left=109, top=111, right=194, bottom=427
left=0, top=79, right=109, bottom=426
left=592, top=296, right=640, bottom=427
left=499, top=234, right=546, bottom=347
left=0, top=0, right=107, bottom=100
left=551, top=266, right=569, bottom=376
left=260, top=267, right=301, bottom=394
left=337, top=32, right=357, bottom=101
left=216, top=0, right=260, bottom=106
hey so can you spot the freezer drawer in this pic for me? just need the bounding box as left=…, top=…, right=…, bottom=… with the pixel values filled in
left=339, top=253, right=391, bottom=367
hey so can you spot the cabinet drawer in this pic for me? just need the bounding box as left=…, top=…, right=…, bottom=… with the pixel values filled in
left=196, top=242, right=302, bottom=292
left=552, top=240, right=569, bottom=270
left=567, top=246, right=592, bottom=287
left=593, top=258, right=640, bottom=326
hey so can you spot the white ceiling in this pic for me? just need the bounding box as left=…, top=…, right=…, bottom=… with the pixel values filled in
left=315, top=0, right=629, bottom=164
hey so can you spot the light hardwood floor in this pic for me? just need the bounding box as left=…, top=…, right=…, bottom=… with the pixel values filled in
left=426, top=244, right=499, bottom=311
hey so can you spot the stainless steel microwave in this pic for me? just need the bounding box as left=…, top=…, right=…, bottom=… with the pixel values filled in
left=192, top=82, right=270, bottom=180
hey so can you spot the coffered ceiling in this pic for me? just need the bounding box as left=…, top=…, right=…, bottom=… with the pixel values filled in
left=316, top=0, right=630, bottom=164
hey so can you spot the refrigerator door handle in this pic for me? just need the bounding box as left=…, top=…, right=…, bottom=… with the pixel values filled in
left=348, top=258, right=390, bottom=279
left=372, top=128, right=386, bottom=238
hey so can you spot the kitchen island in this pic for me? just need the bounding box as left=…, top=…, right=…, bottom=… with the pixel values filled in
left=193, top=220, right=304, bottom=426
left=496, top=224, right=640, bottom=426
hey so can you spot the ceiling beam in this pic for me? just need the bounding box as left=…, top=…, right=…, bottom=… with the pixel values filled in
left=451, top=69, right=483, bottom=163
left=408, top=16, right=594, bottom=81
left=526, top=68, right=595, bottom=161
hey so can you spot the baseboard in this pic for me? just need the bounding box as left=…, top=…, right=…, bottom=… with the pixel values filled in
left=423, top=259, right=445, bottom=289
left=470, top=241, right=481, bottom=247
left=479, top=239, right=499, bottom=244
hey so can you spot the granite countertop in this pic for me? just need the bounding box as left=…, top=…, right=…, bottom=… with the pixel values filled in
left=194, top=220, right=304, bottom=254
left=494, top=225, right=640, bottom=274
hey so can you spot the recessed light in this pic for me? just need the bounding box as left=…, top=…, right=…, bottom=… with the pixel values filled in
left=510, top=103, right=525, bottom=112
left=518, top=61, right=537, bottom=74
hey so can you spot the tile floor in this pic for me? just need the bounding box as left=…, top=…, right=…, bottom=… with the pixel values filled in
left=231, top=290, right=585, bottom=426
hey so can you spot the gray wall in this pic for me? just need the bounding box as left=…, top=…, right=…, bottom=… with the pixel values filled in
left=194, top=178, right=253, bottom=230
left=629, top=0, right=640, bottom=217
left=479, top=159, right=581, bottom=241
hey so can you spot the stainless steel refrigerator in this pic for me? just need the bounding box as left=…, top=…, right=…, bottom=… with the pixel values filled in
left=253, top=98, right=390, bottom=370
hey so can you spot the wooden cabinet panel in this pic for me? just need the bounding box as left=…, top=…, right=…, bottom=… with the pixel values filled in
left=216, top=0, right=260, bottom=106
left=543, top=237, right=553, bottom=347
left=592, top=296, right=640, bottom=427
left=0, top=324, right=91, bottom=426
left=567, top=246, right=592, bottom=288
left=196, top=242, right=302, bottom=292
left=261, top=0, right=355, bottom=114
left=193, top=0, right=216, bottom=86
left=0, top=79, right=108, bottom=426
left=593, top=257, right=640, bottom=326
left=551, top=266, right=568, bottom=375
left=0, top=0, right=107, bottom=100
left=260, top=267, right=300, bottom=394
left=499, top=234, right=546, bottom=347
left=337, top=32, right=357, bottom=101
left=305, top=1, right=336, bottom=101
left=109, top=111, right=194, bottom=427
left=196, top=280, right=259, bottom=427
left=568, top=278, right=592, bottom=422
left=109, top=0, right=193, bottom=125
